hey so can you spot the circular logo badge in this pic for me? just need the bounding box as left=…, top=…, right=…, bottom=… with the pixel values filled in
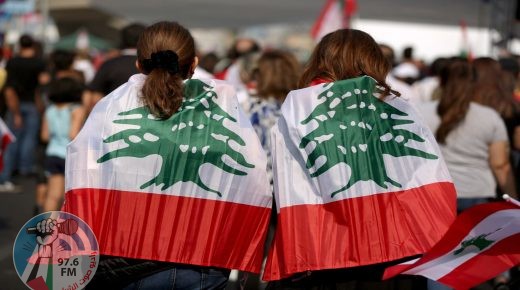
left=13, top=211, right=99, bottom=290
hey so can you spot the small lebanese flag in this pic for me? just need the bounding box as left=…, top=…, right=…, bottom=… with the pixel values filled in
left=0, top=117, right=15, bottom=172
left=263, top=76, right=456, bottom=281
left=63, top=75, right=272, bottom=273
left=384, top=201, right=520, bottom=290
left=311, top=0, right=357, bottom=41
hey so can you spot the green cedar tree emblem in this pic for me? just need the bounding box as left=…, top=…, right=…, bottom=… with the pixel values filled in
left=453, top=228, right=501, bottom=255
left=97, top=79, right=254, bottom=196
left=300, top=76, right=438, bottom=197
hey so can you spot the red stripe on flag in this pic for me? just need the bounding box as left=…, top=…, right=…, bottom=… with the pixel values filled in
left=343, top=0, right=357, bottom=28
left=382, top=258, right=418, bottom=280
left=63, top=188, right=271, bottom=273
left=264, top=182, right=456, bottom=281
left=310, top=0, right=336, bottom=39
left=438, top=233, right=520, bottom=289
left=345, top=0, right=357, bottom=15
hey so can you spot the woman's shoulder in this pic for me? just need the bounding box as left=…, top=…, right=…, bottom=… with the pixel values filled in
left=186, top=78, right=238, bottom=96
left=469, top=102, right=502, bottom=118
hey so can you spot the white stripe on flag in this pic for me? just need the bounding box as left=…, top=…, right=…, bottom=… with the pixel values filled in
left=315, top=1, right=343, bottom=40
left=403, top=209, right=520, bottom=280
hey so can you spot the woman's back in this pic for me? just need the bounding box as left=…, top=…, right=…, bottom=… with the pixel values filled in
left=64, top=74, right=272, bottom=272
left=45, top=104, right=75, bottom=159
left=63, top=21, right=272, bottom=289
left=418, top=101, right=508, bottom=198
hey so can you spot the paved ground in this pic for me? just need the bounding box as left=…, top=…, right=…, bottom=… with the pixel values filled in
left=0, top=174, right=39, bottom=290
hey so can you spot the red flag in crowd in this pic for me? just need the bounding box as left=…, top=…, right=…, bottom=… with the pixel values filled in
left=0, top=117, right=15, bottom=172
left=384, top=201, right=520, bottom=290
left=311, top=0, right=357, bottom=41
left=459, top=19, right=473, bottom=60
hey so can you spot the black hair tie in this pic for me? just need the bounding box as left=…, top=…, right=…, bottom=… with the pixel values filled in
left=141, top=50, right=180, bottom=74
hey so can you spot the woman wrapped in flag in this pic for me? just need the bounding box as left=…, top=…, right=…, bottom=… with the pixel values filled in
left=263, top=29, right=457, bottom=288
left=63, top=21, right=272, bottom=289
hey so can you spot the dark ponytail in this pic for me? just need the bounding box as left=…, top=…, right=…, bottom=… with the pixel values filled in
left=137, top=21, right=196, bottom=119
left=141, top=69, right=184, bottom=118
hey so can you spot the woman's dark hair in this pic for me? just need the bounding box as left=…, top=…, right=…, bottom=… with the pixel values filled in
left=121, top=23, right=146, bottom=49
left=436, top=57, right=474, bottom=143
left=255, top=50, right=300, bottom=101
left=227, top=39, right=260, bottom=60
left=300, top=29, right=399, bottom=98
left=51, top=50, right=75, bottom=71
left=19, top=34, right=34, bottom=48
left=430, top=57, right=449, bottom=77
left=137, top=21, right=196, bottom=119
left=48, top=77, right=84, bottom=104
left=472, top=57, right=516, bottom=119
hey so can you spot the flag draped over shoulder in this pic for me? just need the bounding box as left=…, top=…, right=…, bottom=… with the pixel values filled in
left=263, top=76, right=457, bottom=281
left=63, top=74, right=272, bottom=273
left=384, top=202, right=520, bottom=290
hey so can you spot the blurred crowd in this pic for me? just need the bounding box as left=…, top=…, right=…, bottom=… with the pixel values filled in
left=0, top=22, right=519, bottom=289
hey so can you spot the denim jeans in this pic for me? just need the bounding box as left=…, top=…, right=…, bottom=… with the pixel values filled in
left=457, top=198, right=489, bottom=213
left=0, top=102, right=40, bottom=183
left=427, top=279, right=452, bottom=290
left=122, top=265, right=230, bottom=290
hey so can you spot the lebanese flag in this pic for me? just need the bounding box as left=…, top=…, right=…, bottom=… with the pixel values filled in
left=311, top=0, right=357, bottom=41
left=63, top=75, right=272, bottom=273
left=384, top=202, right=520, bottom=289
left=0, top=117, right=15, bottom=172
left=263, top=76, right=457, bottom=281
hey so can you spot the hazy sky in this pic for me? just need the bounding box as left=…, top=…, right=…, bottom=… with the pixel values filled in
left=91, top=0, right=483, bottom=29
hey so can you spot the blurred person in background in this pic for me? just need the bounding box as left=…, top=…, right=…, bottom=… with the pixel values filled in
left=379, top=44, right=419, bottom=104
left=416, top=57, right=517, bottom=290
left=413, top=57, right=448, bottom=102
left=33, top=50, right=87, bottom=213
left=239, top=49, right=300, bottom=290
left=417, top=57, right=517, bottom=212
left=85, top=23, right=146, bottom=112
left=50, top=50, right=85, bottom=83
left=472, top=57, right=520, bottom=155
left=498, top=57, right=520, bottom=187
left=235, top=51, right=261, bottom=112
left=40, top=78, right=85, bottom=211
left=472, top=58, right=520, bottom=226
left=248, top=50, right=300, bottom=185
left=192, top=51, right=215, bottom=79
left=215, top=38, right=260, bottom=85
left=0, top=48, right=6, bottom=91
left=199, top=51, right=219, bottom=75
left=0, top=34, right=47, bottom=192
left=392, top=47, right=420, bottom=86
left=499, top=56, right=520, bottom=102
left=73, top=50, right=96, bottom=84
